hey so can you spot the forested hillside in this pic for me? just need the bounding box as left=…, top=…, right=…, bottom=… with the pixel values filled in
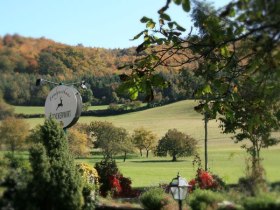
left=0, top=34, right=199, bottom=106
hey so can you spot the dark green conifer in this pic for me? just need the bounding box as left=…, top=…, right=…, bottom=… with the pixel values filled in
left=27, top=118, right=83, bottom=210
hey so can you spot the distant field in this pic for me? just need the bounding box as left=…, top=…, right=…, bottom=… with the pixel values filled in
left=13, top=100, right=280, bottom=187
left=43, top=147, right=280, bottom=187
left=21, top=100, right=280, bottom=148
left=22, top=100, right=238, bottom=148
left=116, top=148, right=280, bottom=187
left=13, top=104, right=108, bottom=115
left=14, top=106, right=44, bottom=115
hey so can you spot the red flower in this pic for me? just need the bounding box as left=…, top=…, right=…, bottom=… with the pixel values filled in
left=109, top=175, right=122, bottom=193
left=198, top=170, right=214, bottom=189
left=189, top=179, right=196, bottom=187
left=188, top=168, right=225, bottom=193
left=188, top=179, right=196, bottom=192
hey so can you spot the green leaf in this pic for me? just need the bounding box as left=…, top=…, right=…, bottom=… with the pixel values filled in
left=234, top=26, right=244, bottom=35
left=237, top=13, right=246, bottom=22
left=225, top=111, right=234, bottom=122
left=131, top=30, right=147, bottom=40
left=148, top=54, right=160, bottom=62
left=160, top=13, right=171, bottom=21
left=168, top=22, right=174, bottom=29
left=194, top=103, right=204, bottom=113
left=146, top=21, right=156, bottom=29
left=144, top=35, right=149, bottom=41
left=136, top=43, right=147, bottom=53
left=174, top=22, right=186, bottom=32
left=229, top=8, right=236, bottom=17
left=182, top=0, right=190, bottom=12
left=220, top=46, right=230, bottom=57
left=173, top=0, right=182, bottom=5
left=156, top=38, right=165, bottom=45
left=140, top=16, right=151, bottom=23
left=128, top=87, right=139, bottom=100
left=151, top=74, right=166, bottom=87
left=171, top=35, right=181, bottom=43
left=202, top=84, right=212, bottom=95
left=177, top=26, right=185, bottom=32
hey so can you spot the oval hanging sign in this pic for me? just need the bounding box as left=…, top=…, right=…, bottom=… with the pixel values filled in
left=45, top=85, right=82, bottom=128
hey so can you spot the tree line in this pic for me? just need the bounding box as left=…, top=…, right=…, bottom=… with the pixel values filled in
left=0, top=117, right=198, bottom=162
left=0, top=34, right=201, bottom=106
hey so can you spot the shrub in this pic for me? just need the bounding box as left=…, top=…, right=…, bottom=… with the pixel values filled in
left=189, top=189, right=225, bottom=210
left=77, top=163, right=99, bottom=209
left=0, top=154, right=31, bottom=209
left=140, top=187, right=171, bottom=210
left=0, top=98, right=14, bottom=120
left=95, top=157, right=119, bottom=197
left=270, top=182, right=280, bottom=193
left=242, top=194, right=280, bottom=210
left=118, top=175, right=133, bottom=197
left=217, top=201, right=244, bottom=210
left=0, top=156, right=8, bottom=182
left=188, top=168, right=225, bottom=192
left=108, top=103, right=120, bottom=111
left=238, top=176, right=268, bottom=196
left=108, top=175, right=122, bottom=195
left=238, top=158, right=268, bottom=196
left=95, top=157, right=135, bottom=198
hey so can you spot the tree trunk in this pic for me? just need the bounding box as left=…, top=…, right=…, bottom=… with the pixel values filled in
left=146, top=150, right=149, bottom=158
left=11, top=144, right=16, bottom=157
left=140, top=149, right=142, bottom=157
left=172, top=154, right=177, bottom=162
left=204, top=112, right=208, bottom=171
left=123, top=152, right=127, bottom=162
left=252, top=139, right=257, bottom=172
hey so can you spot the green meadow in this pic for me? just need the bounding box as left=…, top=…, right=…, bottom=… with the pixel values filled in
left=18, top=100, right=234, bottom=143
left=14, top=106, right=45, bottom=115
left=13, top=104, right=109, bottom=115
left=74, top=148, right=280, bottom=188
left=14, top=100, right=280, bottom=187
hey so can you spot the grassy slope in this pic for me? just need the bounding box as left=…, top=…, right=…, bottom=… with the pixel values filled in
left=16, top=100, right=280, bottom=187
left=23, top=100, right=235, bottom=146
left=13, top=105, right=108, bottom=115
left=75, top=148, right=280, bottom=187
left=14, top=106, right=45, bottom=115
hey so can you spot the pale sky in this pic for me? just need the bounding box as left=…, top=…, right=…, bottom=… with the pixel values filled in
left=0, top=0, right=231, bottom=49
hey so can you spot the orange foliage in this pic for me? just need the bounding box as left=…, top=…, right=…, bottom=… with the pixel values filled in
left=0, top=34, right=197, bottom=78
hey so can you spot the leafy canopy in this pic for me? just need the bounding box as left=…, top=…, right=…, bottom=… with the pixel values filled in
left=122, top=0, right=280, bottom=170
left=155, top=128, right=197, bottom=161
left=0, top=117, right=29, bottom=153
left=132, top=127, right=157, bottom=158
left=88, top=121, right=133, bottom=159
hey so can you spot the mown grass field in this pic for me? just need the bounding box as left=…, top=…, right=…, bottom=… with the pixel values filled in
left=74, top=148, right=280, bottom=187
left=20, top=101, right=235, bottom=144
left=3, top=148, right=279, bottom=188
left=13, top=104, right=109, bottom=115
left=13, top=100, right=280, bottom=187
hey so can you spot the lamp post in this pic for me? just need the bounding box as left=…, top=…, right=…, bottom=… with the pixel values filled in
left=169, top=173, right=190, bottom=210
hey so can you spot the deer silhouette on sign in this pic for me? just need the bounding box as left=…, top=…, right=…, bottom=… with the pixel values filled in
left=56, top=97, right=63, bottom=110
